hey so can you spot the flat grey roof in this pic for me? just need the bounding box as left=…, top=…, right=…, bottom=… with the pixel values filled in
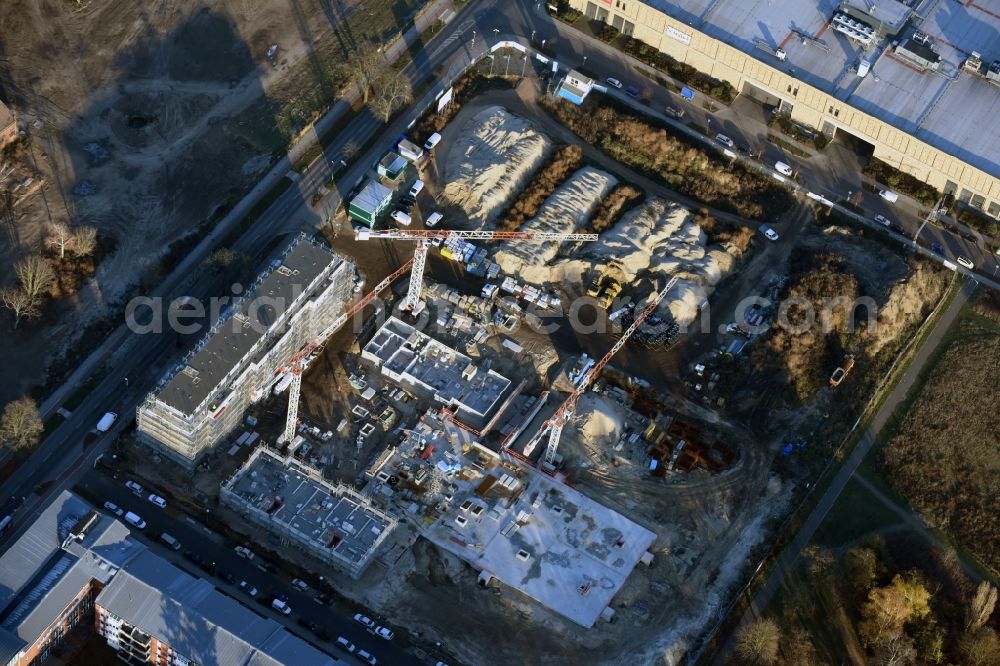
left=96, top=550, right=336, bottom=666
left=156, top=238, right=340, bottom=416
left=643, top=0, right=1000, bottom=180
left=350, top=180, right=393, bottom=213
left=225, top=450, right=391, bottom=565
left=364, top=317, right=511, bottom=419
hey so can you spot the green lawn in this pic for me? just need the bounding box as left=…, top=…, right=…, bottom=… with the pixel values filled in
left=812, top=477, right=902, bottom=548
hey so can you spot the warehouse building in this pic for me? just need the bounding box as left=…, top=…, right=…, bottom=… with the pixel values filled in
left=568, top=0, right=1000, bottom=217
left=137, top=235, right=355, bottom=468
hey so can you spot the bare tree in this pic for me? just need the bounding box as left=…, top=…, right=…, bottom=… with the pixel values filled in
left=734, top=617, right=781, bottom=665
left=0, top=287, right=40, bottom=329
left=966, top=581, right=998, bottom=631
left=14, top=255, right=56, bottom=300
left=0, top=161, right=14, bottom=189
left=346, top=41, right=386, bottom=103
left=959, top=627, right=1000, bottom=666
left=0, top=396, right=43, bottom=451
left=342, top=141, right=361, bottom=160
left=70, top=226, right=97, bottom=258
left=370, top=70, right=413, bottom=123
left=45, top=222, right=73, bottom=259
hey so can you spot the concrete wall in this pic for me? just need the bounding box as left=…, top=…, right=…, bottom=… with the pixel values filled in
left=569, top=0, right=1000, bottom=215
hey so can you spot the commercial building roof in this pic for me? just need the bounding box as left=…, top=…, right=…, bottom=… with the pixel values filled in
left=362, top=317, right=511, bottom=421
left=643, top=0, right=1000, bottom=181
left=155, top=237, right=340, bottom=416
left=96, top=549, right=337, bottom=666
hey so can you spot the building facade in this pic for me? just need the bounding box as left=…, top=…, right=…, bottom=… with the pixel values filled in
left=137, top=235, right=354, bottom=468
left=567, top=0, right=1000, bottom=218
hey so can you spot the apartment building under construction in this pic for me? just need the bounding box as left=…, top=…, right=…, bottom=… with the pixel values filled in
left=137, top=235, right=355, bottom=468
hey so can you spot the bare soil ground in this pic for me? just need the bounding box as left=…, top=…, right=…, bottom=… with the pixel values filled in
left=0, top=0, right=426, bottom=403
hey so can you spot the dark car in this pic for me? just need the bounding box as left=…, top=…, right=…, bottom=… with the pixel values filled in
left=219, top=572, right=237, bottom=584
left=625, top=86, right=640, bottom=98
left=257, top=562, right=279, bottom=575
left=297, top=618, right=320, bottom=633
left=313, top=593, right=333, bottom=606
left=931, top=242, right=945, bottom=256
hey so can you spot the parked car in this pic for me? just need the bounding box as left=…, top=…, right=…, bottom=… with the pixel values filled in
left=956, top=255, right=975, bottom=269
left=425, top=211, right=443, bottom=228
left=874, top=214, right=891, bottom=227
left=353, top=613, right=377, bottom=630
left=314, top=593, right=333, bottom=606
left=390, top=210, right=412, bottom=226
left=219, top=572, right=237, bottom=584
left=714, top=133, right=734, bottom=149
left=123, top=512, right=146, bottom=529
left=103, top=501, right=124, bottom=517
left=774, top=161, right=794, bottom=177
left=147, top=494, right=167, bottom=508
left=234, top=546, right=255, bottom=560
left=625, top=86, right=640, bottom=98
left=297, top=618, right=319, bottom=632
left=124, top=480, right=143, bottom=496
left=335, top=636, right=357, bottom=653
left=239, top=581, right=258, bottom=597
left=356, top=649, right=377, bottom=665
left=271, top=598, right=292, bottom=615
left=374, top=626, right=394, bottom=640
left=257, top=561, right=279, bottom=575
left=664, top=105, right=684, bottom=119
left=291, top=578, right=309, bottom=591
left=931, top=242, right=945, bottom=256
left=423, top=132, right=442, bottom=151
left=408, top=179, right=424, bottom=197
left=879, top=189, right=899, bottom=203
left=758, top=224, right=780, bottom=241
left=160, top=533, right=181, bottom=551
left=605, top=77, right=622, bottom=89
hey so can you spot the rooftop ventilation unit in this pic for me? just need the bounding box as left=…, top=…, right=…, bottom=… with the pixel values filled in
left=832, top=12, right=875, bottom=45
left=912, top=31, right=930, bottom=45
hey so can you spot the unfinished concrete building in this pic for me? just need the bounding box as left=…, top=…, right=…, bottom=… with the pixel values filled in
left=221, top=447, right=397, bottom=578
left=361, top=317, right=512, bottom=427
left=137, top=235, right=354, bottom=468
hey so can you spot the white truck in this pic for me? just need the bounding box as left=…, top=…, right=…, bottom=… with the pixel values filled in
left=96, top=412, right=117, bottom=433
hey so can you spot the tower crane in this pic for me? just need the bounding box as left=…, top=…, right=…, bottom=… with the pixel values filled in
left=355, top=228, right=600, bottom=311
left=532, top=275, right=680, bottom=468
left=276, top=258, right=413, bottom=443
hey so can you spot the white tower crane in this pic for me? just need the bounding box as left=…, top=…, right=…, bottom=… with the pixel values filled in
left=536, top=275, right=680, bottom=468
left=355, top=228, right=600, bottom=311
left=277, top=258, right=414, bottom=443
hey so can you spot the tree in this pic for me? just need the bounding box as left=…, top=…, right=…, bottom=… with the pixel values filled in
left=346, top=41, right=386, bottom=103
left=958, top=627, right=1000, bottom=666
left=779, top=628, right=818, bottom=666
left=45, top=222, right=73, bottom=259
left=842, top=546, right=880, bottom=603
left=0, top=396, right=43, bottom=451
left=859, top=575, right=929, bottom=650
left=734, top=617, right=780, bottom=665
left=872, top=631, right=917, bottom=666
left=369, top=70, right=413, bottom=123
left=0, top=287, right=40, bottom=329
left=14, top=255, right=56, bottom=300
left=342, top=140, right=361, bottom=160
left=966, top=581, right=997, bottom=631
left=70, top=226, right=97, bottom=258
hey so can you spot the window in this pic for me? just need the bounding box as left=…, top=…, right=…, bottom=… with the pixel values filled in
left=986, top=201, right=1000, bottom=218
left=612, top=14, right=624, bottom=30
left=623, top=20, right=635, bottom=36
left=970, top=194, right=985, bottom=209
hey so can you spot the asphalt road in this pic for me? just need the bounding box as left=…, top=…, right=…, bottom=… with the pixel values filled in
left=77, top=471, right=425, bottom=666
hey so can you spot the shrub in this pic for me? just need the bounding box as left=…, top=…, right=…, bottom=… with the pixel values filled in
left=496, top=145, right=585, bottom=231
left=955, top=206, right=999, bottom=237
left=541, top=96, right=793, bottom=220
left=862, top=158, right=940, bottom=207
left=621, top=36, right=736, bottom=103
left=587, top=185, right=644, bottom=233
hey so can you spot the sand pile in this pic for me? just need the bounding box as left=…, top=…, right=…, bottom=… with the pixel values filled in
left=492, top=166, right=617, bottom=282
left=573, top=393, right=624, bottom=445
left=441, top=106, right=552, bottom=226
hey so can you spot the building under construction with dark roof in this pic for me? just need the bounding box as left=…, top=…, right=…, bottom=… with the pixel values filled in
left=137, top=235, right=354, bottom=468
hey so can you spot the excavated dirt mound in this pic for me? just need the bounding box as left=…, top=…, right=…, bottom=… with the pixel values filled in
left=441, top=106, right=552, bottom=226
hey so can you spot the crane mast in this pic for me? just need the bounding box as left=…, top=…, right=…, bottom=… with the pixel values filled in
left=541, top=275, right=679, bottom=467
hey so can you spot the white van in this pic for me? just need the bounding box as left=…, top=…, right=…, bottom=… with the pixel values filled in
left=390, top=210, right=411, bottom=226
left=956, top=255, right=975, bottom=269
left=423, top=133, right=442, bottom=151
left=124, top=512, right=146, bottom=529
left=96, top=412, right=117, bottom=433
left=774, top=161, right=793, bottom=177
left=879, top=189, right=899, bottom=203
left=425, top=211, right=443, bottom=228
left=271, top=598, right=292, bottom=615
left=408, top=179, right=424, bottom=197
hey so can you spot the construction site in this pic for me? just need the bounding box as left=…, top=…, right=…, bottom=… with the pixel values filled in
left=108, top=72, right=954, bottom=665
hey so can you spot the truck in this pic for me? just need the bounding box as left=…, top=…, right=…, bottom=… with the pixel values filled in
left=397, top=138, right=424, bottom=162
left=96, top=412, right=117, bottom=433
